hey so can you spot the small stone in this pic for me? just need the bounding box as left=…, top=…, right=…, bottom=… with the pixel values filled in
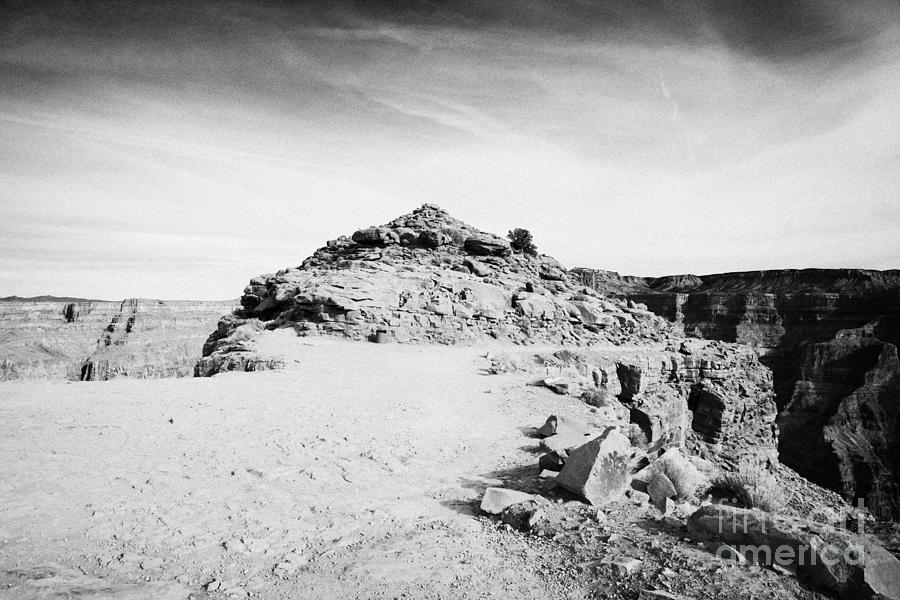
left=140, top=558, right=163, bottom=570
left=206, top=580, right=221, bottom=592
left=639, top=590, right=694, bottom=600
left=244, top=538, right=268, bottom=554
left=576, top=559, right=603, bottom=573
left=224, top=586, right=248, bottom=598
left=628, top=490, right=650, bottom=505
left=536, top=415, right=558, bottom=437
left=714, top=543, right=747, bottom=565
left=663, top=515, right=683, bottom=528
left=601, top=554, right=642, bottom=576
left=224, top=539, right=246, bottom=553
left=501, top=501, right=541, bottom=531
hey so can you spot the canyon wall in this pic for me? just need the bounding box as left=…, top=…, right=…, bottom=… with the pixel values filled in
left=572, top=267, right=900, bottom=519
left=0, top=297, right=237, bottom=381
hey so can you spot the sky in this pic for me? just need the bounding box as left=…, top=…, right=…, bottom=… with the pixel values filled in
left=1, top=0, right=899, bottom=300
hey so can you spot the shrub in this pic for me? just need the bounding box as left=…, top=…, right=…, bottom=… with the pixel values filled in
left=230, top=323, right=257, bottom=342
left=658, top=457, right=706, bottom=502
left=712, top=457, right=788, bottom=512
left=507, top=228, right=537, bottom=255
left=646, top=449, right=707, bottom=502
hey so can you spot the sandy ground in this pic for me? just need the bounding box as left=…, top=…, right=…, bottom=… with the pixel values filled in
left=1, top=335, right=613, bottom=599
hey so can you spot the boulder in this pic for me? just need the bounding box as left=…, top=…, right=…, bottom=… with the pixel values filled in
left=464, top=235, right=511, bottom=257
left=539, top=376, right=580, bottom=396
left=687, top=504, right=900, bottom=600
left=396, top=227, right=419, bottom=246
left=540, top=431, right=595, bottom=456
left=480, top=487, right=538, bottom=515
left=417, top=228, right=451, bottom=248
left=351, top=227, right=399, bottom=246
left=555, top=427, right=631, bottom=505
left=463, top=258, right=490, bottom=277
left=441, top=225, right=468, bottom=246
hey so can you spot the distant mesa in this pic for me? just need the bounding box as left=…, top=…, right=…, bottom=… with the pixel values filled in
left=0, top=297, right=237, bottom=382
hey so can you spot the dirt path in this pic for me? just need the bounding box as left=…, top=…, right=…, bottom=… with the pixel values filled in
left=1, top=336, right=606, bottom=599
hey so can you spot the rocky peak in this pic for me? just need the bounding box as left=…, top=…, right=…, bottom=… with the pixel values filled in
left=298, top=203, right=517, bottom=272
left=198, top=205, right=681, bottom=375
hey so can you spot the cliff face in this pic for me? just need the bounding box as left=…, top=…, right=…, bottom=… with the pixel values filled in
left=80, top=299, right=239, bottom=381
left=779, top=323, right=900, bottom=520
left=0, top=300, right=121, bottom=380
left=573, top=267, right=900, bottom=519
left=0, top=298, right=236, bottom=381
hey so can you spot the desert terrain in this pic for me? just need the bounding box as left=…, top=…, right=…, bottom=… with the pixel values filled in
left=2, top=205, right=899, bottom=600
left=0, top=334, right=841, bottom=599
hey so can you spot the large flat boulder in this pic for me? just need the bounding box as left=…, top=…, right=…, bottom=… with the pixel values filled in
left=464, top=234, right=511, bottom=257
left=480, top=487, right=537, bottom=515
left=554, top=427, right=631, bottom=505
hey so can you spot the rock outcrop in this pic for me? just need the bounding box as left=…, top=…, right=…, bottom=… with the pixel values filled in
left=197, top=205, right=679, bottom=375
left=520, top=344, right=778, bottom=467
left=688, top=504, right=900, bottom=600
left=199, top=206, right=784, bottom=478
left=0, top=297, right=236, bottom=381
left=574, top=267, right=900, bottom=520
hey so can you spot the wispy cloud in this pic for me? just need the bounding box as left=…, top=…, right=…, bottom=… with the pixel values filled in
left=1, top=0, right=898, bottom=297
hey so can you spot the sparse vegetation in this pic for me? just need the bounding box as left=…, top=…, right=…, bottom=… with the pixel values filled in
left=711, top=457, right=788, bottom=512
left=507, top=228, right=537, bottom=256
left=656, top=455, right=707, bottom=502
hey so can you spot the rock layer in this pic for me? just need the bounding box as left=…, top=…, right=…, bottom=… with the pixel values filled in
left=573, top=267, right=900, bottom=520
left=0, top=297, right=236, bottom=381
left=80, top=299, right=240, bottom=381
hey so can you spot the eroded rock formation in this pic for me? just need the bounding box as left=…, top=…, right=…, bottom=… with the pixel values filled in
left=574, top=267, right=900, bottom=519
left=197, top=205, right=680, bottom=375
left=80, top=299, right=240, bottom=381
left=0, top=297, right=236, bottom=381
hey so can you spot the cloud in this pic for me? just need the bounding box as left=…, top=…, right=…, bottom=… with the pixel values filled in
left=0, top=0, right=898, bottom=297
